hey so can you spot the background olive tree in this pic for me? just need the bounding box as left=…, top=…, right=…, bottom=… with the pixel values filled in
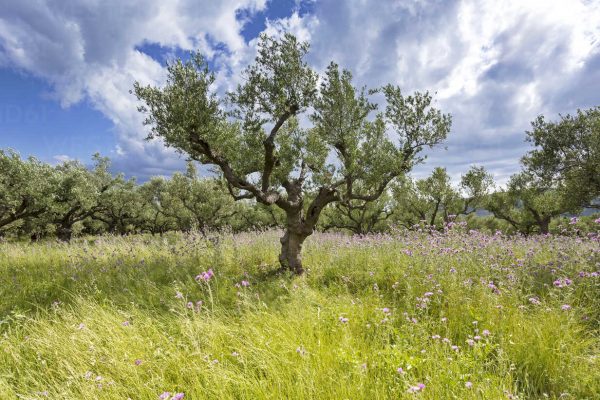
left=134, top=33, right=451, bottom=273
left=522, top=107, right=599, bottom=209
left=391, top=166, right=491, bottom=230
left=0, top=150, right=54, bottom=235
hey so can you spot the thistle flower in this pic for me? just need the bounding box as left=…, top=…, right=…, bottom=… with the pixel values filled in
left=339, top=316, right=349, bottom=323
left=528, top=297, right=541, bottom=305
left=195, top=269, right=214, bottom=282
left=408, top=383, right=425, bottom=393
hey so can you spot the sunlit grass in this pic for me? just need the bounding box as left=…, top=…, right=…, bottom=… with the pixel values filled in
left=0, top=230, right=598, bottom=399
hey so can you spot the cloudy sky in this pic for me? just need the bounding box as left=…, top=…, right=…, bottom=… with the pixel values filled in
left=1, top=0, right=599, bottom=184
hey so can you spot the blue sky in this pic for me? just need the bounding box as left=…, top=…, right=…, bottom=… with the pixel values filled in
left=1, top=0, right=599, bottom=183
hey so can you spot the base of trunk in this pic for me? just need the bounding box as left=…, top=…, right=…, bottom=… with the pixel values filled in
left=56, top=226, right=73, bottom=242
left=279, top=230, right=306, bottom=275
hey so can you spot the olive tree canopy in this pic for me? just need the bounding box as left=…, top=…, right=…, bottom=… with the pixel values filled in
left=523, top=107, right=600, bottom=209
left=134, top=33, right=451, bottom=274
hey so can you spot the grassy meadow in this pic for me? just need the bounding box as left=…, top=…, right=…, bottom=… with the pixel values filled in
left=0, top=230, right=599, bottom=399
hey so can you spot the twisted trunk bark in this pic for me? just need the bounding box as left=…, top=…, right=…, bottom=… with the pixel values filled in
left=279, top=229, right=307, bottom=274
left=278, top=209, right=311, bottom=274
left=56, top=225, right=73, bottom=241
left=538, top=218, right=550, bottom=235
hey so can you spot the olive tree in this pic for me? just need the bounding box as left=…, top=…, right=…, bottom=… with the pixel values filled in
left=485, top=172, right=576, bottom=235
left=0, top=149, right=55, bottom=234
left=320, top=189, right=394, bottom=235
left=392, top=168, right=458, bottom=229
left=166, top=163, right=237, bottom=235
left=456, top=166, right=494, bottom=215
left=522, top=107, right=600, bottom=209
left=134, top=33, right=451, bottom=274
left=94, top=177, right=142, bottom=234
left=49, top=155, right=114, bottom=240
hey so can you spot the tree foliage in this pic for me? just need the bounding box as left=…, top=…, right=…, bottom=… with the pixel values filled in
left=522, top=107, right=600, bottom=208
left=134, top=33, right=451, bottom=273
left=0, top=150, right=55, bottom=234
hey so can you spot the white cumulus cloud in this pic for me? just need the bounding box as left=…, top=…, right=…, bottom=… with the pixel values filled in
left=1, top=0, right=599, bottom=184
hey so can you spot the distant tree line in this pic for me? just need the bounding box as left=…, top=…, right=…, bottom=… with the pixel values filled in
left=1, top=105, right=598, bottom=241
left=0, top=153, right=286, bottom=241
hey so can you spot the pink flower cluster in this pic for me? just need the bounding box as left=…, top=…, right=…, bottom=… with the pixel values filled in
left=553, top=278, right=573, bottom=288
left=195, top=269, right=214, bottom=282
left=408, top=383, right=425, bottom=393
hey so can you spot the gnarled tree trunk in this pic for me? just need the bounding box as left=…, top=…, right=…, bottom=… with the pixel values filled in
left=278, top=208, right=313, bottom=274
left=56, top=225, right=73, bottom=241
left=538, top=217, right=550, bottom=235
left=279, top=229, right=308, bottom=274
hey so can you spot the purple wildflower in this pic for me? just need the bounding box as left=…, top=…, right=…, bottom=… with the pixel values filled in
left=564, top=278, right=572, bottom=286
left=408, top=383, right=426, bottom=393
left=134, top=359, right=143, bottom=366
left=553, top=279, right=563, bottom=287
left=240, top=280, right=250, bottom=287
left=195, top=269, right=214, bottom=282
left=171, top=394, right=185, bottom=400
left=159, top=391, right=171, bottom=399
left=561, top=304, right=572, bottom=311
left=482, top=329, right=490, bottom=337
left=397, top=367, right=405, bottom=374
left=339, top=316, right=349, bottom=323
left=465, top=381, right=473, bottom=388
left=528, top=297, right=541, bottom=305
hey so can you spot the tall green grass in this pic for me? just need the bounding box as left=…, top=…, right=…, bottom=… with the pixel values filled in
left=0, top=231, right=598, bottom=399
